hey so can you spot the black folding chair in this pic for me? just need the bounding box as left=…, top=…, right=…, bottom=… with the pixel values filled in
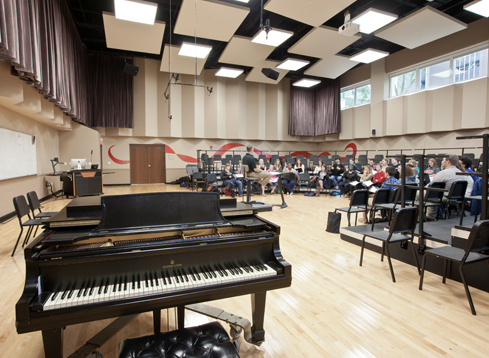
left=367, top=188, right=391, bottom=230
left=374, top=188, right=400, bottom=225
left=296, top=173, right=311, bottom=193
left=191, top=172, right=205, bottom=191
left=444, top=180, right=468, bottom=219
left=26, top=191, right=57, bottom=219
left=414, top=182, right=446, bottom=220
left=12, top=195, right=44, bottom=257
left=419, top=220, right=489, bottom=315
left=360, top=207, right=420, bottom=282
left=334, top=190, right=369, bottom=226
left=206, top=173, right=220, bottom=193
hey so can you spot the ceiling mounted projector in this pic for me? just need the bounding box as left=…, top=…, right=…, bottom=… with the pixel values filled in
left=261, top=68, right=279, bottom=80
left=338, top=11, right=360, bottom=36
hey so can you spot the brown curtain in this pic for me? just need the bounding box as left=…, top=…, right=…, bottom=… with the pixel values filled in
left=289, top=78, right=341, bottom=136
left=0, top=0, right=133, bottom=128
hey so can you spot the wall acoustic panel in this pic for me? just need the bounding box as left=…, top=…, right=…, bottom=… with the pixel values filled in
left=406, top=91, right=427, bottom=134
left=461, top=77, right=488, bottom=129
left=430, top=85, right=456, bottom=132
left=385, top=96, right=404, bottom=136
left=339, top=108, right=353, bottom=140
left=353, top=105, right=371, bottom=139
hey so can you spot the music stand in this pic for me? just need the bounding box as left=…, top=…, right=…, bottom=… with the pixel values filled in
left=272, top=172, right=289, bottom=209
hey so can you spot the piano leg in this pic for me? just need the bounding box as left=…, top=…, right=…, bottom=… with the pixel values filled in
left=42, top=327, right=63, bottom=358
left=251, top=292, right=266, bottom=345
left=153, top=309, right=161, bottom=334
left=177, top=305, right=185, bottom=329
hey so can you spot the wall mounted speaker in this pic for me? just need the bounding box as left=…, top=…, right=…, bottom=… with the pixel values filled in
left=261, top=68, right=279, bottom=81
left=123, top=63, right=139, bottom=76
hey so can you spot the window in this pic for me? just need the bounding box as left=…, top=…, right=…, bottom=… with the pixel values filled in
left=341, top=83, right=371, bottom=109
left=453, top=49, right=488, bottom=83
left=389, top=46, right=489, bottom=98
left=390, top=71, right=416, bottom=97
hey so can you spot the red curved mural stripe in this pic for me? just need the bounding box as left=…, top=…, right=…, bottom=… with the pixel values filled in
left=108, top=145, right=130, bottom=164
left=345, top=143, right=357, bottom=158
left=212, top=143, right=245, bottom=158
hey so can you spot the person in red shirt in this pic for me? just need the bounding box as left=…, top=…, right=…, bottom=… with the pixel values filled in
left=372, top=163, right=386, bottom=187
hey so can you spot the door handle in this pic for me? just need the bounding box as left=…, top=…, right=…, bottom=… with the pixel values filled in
left=148, top=165, right=151, bottom=167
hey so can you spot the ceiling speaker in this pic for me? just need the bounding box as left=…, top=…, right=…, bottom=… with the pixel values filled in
left=261, top=68, right=279, bottom=81
left=123, top=63, right=139, bottom=76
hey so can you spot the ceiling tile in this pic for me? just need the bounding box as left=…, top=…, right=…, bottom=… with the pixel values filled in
left=174, top=0, right=249, bottom=42
left=218, top=36, right=275, bottom=67
left=288, top=26, right=361, bottom=59
left=304, top=55, right=359, bottom=78
left=375, top=6, right=467, bottom=49
left=264, top=0, right=357, bottom=27
left=245, top=60, right=289, bottom=84
left=160, top=45, right=207, bottom=75
left=103, top=12, right=165, bottom=54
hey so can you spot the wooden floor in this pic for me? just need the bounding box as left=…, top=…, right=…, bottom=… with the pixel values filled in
left=2, top=185, right=489, bottom=358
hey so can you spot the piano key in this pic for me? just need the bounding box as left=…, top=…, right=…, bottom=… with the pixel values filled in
left=44, top=292, right=58, bottom=311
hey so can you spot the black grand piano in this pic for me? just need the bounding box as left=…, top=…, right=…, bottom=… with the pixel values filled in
left=15, top=192, right=292, bottom=358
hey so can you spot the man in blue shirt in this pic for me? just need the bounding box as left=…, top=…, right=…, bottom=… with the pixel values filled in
left=459, top=156, right=477, bottom=182
left=382, top=166, right=400, bottom=191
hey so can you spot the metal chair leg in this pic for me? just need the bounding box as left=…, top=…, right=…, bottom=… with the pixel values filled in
left=22, top=226, right=33, bottom=247
left=381, top=242, right=385, bottom=262
left=385, top=245, right=396, bottom=282
left=347, top=212, right=351, bottom=227
left=354, top=213, right=358, bottom=226
left=442, top=259, right=448, bottom=284
left=459, top=265, right=476, bottom=315
left=410, top=240, right=420, bottom=274
left=359, top=235, right=366, bottom=266
left=11, top=228, right=24, bottom=257
left=419, top=255, right=427, bottom=290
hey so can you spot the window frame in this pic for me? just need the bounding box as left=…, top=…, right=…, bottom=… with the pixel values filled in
left=389, top=42, right=489, bottom=99
left=340, top=80, right=371, bottom=110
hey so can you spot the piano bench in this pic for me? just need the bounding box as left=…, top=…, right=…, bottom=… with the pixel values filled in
left=118, top=321, right=240, bottom=358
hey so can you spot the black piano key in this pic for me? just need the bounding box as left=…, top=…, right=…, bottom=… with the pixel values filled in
left=217, top=264, right=228, bottom=276
left=89, top=285, right=95, bottom=296
left=51, top=290, right=60, bottom=301
left=119, top=276, right=124, bottom=291
left=154, top=272, right=160, bottom=286
left=113, top=277, right=118, bottom=293
left=200, top=266, right=208, bottom=279
left=148, top=273, right=153, bottom=287
left=145, top=273, right=149, bottom=287
left=83, top=280, right=91, bottom=297
left=191, top=267, right=200, bottom=280
left=207, top=265, right=217, bottom=278
left=98, top=279, right=104, bottom=295
left=137, top=274, right=141, bottom=289
left=77, top=282, right=85, bottom=298
left=235, top=264, right=243, bottom=274
left=124, top=275, right=128, bottom=291
left=226, top=264, right=237, bottom=275
left=241, top=264, right=250, bottom=273
left=161, top=270, right=167, bottom=285
left=61, top=288, right=69, bottom=300
left=181, top=269, right=189, bottom=282
left=173, top=270, right=180, bottom=284
left=132, top=275, right=136, bottom=290
left=67, top=287, right=75, bottom=299
left=104, top=277, right=110, bottom=294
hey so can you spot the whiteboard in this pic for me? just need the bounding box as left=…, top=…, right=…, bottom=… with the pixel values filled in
left=0, top=127, right=37, bottom=181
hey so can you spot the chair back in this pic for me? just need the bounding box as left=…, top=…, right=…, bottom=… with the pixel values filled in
left=464, top=220, right=489, bottom=255
left=221, top=158, right=230, bottom=166
left=207, top=173, right=217, bottom=183
left=448, top=180, right=468, bottom=200
left=389, top=188, right=400, bottom=203
left=186, top=164, right=198, bottom=175
left=389, top=207, right=418, bottom=235
left=233, top=155, right=241, bottom=160
left=372, top=188, right=390, bottom=206
left=426, top=181, right=445, bottom=201
left=193, top=172, right=203, bottom=180
left=225, top=154, right=233, bottom=159
left=374, top=154, right=384, bottom=162
left=357, top=155, right=367, bottom=165
left=331, top=155, right=341, bottom=163
left=350, top=190, right=369, bottom=207
left=344, top=155, right=353, bottom=164
left=213, top=154, right=221, bottom=161
left=299, top=173, right=310, bottom=182
left=27, top=191, right=42, bottom=214
left=13, top=195, right=31, bottom=223
left=399, top=186, right=417, bottom=204
left=242, top=165, right=254, bottom=180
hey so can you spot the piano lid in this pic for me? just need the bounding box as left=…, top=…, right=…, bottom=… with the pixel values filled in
left=93, top=192, right=230, bottom=233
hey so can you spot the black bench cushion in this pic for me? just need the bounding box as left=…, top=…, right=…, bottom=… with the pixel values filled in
left=119, top=321, right=239, bottom=358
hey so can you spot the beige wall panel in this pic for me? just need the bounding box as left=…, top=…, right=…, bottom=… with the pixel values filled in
left=339, top=109, right=353, bottom=140
left=33, top=95, right=55, bottom=122
left=431, top=85, right=455, bottom=132
left=0, top=61, right=23, bottom=107
left=245, top=82, right=259, bottom=140
left=169, top=82, right=183, bottom=137
left=132, top=58, right=146, bottom=136
left=59, top=122, right=101, bottom=170
left=340, top=64, right=371, bottom=88
left=460, top=77, right=488, bottom=129
left=226, top=79, right=243, bottom=139
left=385, top=97, right=404, bottom=136
left=370, top=59, right=387, bottom=138
left=144, top=59, right=159, bottom=135
left=353, top=105, right=370, bottom=139
left=194, top=82, right=205, bottom=138
left=406, top=92, right=427, bottom=134
left=157, top=71, right=172, bottom=137
left=453, top=83, right=464, bottom=130
left=103, top=169, right=130, bottom=185
left=203, top=71, right=219, bottom=138
left=181, top=75, right=196, bottom=138
left=14, top=83, right=42, bottom=114
left=265, top=85, right=279, bottom=141
left=0, top=105, right=59, bottom=217
left=279, top=79, right=291, bottom=142
left=238, top=76, right=248, bottom=140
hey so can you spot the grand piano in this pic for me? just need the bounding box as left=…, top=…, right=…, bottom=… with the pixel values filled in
left=15, top=192, right=292, bottom=358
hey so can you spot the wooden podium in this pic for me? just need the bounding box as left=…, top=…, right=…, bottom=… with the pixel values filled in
left=62, top=169, right=103, bottom=197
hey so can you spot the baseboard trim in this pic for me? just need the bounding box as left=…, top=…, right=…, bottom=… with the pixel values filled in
left=103, top=183, right=131, bottom=186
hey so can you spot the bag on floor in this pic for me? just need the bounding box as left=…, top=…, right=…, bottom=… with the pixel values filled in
left=304, top=192, right=315, bottom=196
left=326, top=212, right=341, bottom=233
left=223, top=188, right=231, bottom=196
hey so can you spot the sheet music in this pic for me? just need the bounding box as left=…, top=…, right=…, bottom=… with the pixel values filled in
left=350, top=181, right=360, bottom=186
left=363, top=180, right=373, bottom=187
left=235, top=174, right=244, bottom=178
left=369, top=186, right=379, bottom=193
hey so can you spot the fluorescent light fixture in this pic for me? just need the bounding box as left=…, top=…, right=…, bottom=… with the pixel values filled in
left=251, top=28, right=293, bottom=47
left=234, top=0, right=250, bottom=2
left=114, top=0, right=157, bottom=25
left=351, top=8, right=398, bottom=34
left=293, top=79, right=321, bottom=88
left=277, top=58, right=309, bottom=71
left=216, top=67, right=244, bottom=78
left=349, top=48, right=389, bottom=63
left=464, top=0, right=489, bottom=17
left=178, top=42, right=212, bottom=59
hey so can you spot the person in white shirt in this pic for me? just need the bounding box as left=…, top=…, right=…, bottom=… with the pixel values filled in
left=294, top=158, right=305, bottom=174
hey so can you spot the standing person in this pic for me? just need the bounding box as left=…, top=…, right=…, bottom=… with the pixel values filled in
left=425, top=158, right=441, bottom=175
left=221, top=163, right=243, bottom=197
left=372, top=163, right=386, bottom=187
left=242, top=145, right=273, bottom=196
left=282, top=163, right=299, bottom=195
left=331, top=157, right=344, bottom=188
left=294, top=158, right=305, bottom=173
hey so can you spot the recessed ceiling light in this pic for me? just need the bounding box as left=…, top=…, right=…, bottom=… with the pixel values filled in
left=114, top=0, right=157, bottom=25
left=464, top=0, right=489, bottom=17
left=352, top=8, right=398, bottom=34
left=216, top=67, right=244, bottom=78
left=251, top=28, right=294, bottom=47
left=293, top=79, right=321, bottom=88
left=349, top=48, right=389, bottom=63
left=178, top=42, right=212, bottom=59
left=277, top=59, right=310, bottom=71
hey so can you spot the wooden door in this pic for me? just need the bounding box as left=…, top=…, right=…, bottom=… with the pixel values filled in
left=130, top=145, right=166, bottom=184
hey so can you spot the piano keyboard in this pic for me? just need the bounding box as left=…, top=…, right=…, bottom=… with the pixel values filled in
left=43, top=262, right=279, bottom=311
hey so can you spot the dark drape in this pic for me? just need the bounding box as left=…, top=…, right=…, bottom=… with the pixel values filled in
left=289, top=78, right=341, bottom=136
left=0, top=0, right=133, bottom=128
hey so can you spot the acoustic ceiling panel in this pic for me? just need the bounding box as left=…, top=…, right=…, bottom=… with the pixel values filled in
left=174, top=0, right=249, bottom=42
left=245, top=60, right=289, bottom=84
left=288, top=26, right=361, bottom=59
left=264, top=0, right=357, bottom=27
left=103, top=13, right=165, bottom=54
left=305, top=56, right=359, bottom=79
left=375, top=6, right=467, bottom=49
left=160, top=45, right=207, bottom=75
left=218, top=36, right=275, bottom=67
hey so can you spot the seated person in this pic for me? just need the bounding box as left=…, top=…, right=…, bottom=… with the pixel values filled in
left=221, top=163, right=243, bottom=197
left=356, top=165, right=373, bottom=190
left=330, top=158, right=344, bottom=187
left=258, top=158, right=266, bottom=171
left=368, top=159, right=376, bottom=172
left=372, top=163, right=386, bottom=187
left=294, top=158, right=305, bottom=173
left=390, top=157, right=401, bottom=170
left=314, top=164, right=330, bottom=196
left=424, top=158, right=440, bottom=175
left=338, top=165, right=359, bottom=195
left=312, top=160, right=324, bottom=175
left=282, top=163, right=299, bottom=195
left=401, top=164, right=419, bottom=184
left=267, top=164, right=279, bottom=194
left=381, top=158, right=389, bottom=172
left=409, top=159, right=420, bottom=177
left=382, top=166, right=401, bottom=192
left=456, top=162, right=474, bottom=197
left=348, top=158, right=358, bottom=171
left=242, top=145, right=272, bottom=196
left=274, top=158, right=283, bottom=172
left=459, top=156, right=477, bottom=182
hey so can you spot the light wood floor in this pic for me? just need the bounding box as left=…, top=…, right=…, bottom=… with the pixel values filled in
left=2, top=185, right=489, bottom=357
